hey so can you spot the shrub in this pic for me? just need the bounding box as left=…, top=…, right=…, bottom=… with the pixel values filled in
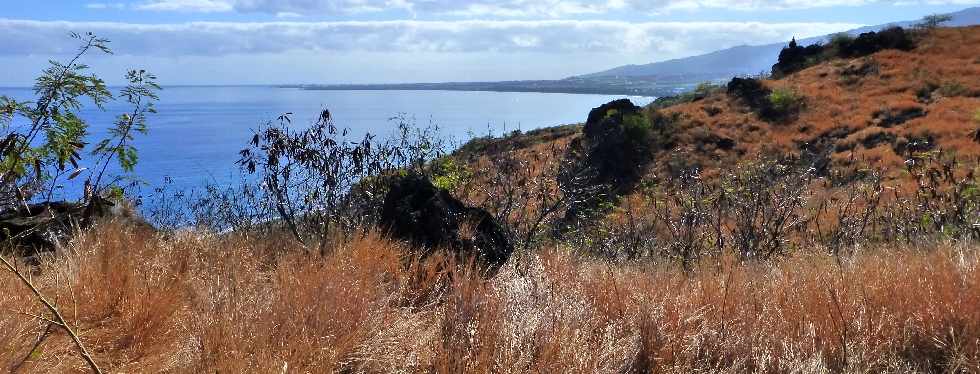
left=726, top=77, right=770, bottom=109
left=581, top=100, right=660, bottom=189
left=237, top=112, right=447, bottom=249
left=726, top=78, right=804, bottom=122
left=824, top=32, right=855, bottom=58
left=841, top=27, right=915, bottom=58
left=430, top=157, right=471, bottom=191
left=0, top=33, right=157, bottom=210
left=771, top=27, right=914, bottom=78
left=937, top=81, right=969, bottom=97
left=621, top=113, right=652, bottom=148
left=647, top=81, right=723, bottom=110
left=771, top=38, right=825, bottom=78
left=768, top=88, right=804, bottom=115
left=915, top=14, right=953, bottom=30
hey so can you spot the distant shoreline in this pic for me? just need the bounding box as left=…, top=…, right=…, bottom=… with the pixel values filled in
left=1, top=84, right=671, bottom=98
left=280, top=77, right=699, bottom=97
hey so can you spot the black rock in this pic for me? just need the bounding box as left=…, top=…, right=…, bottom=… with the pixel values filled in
left=772, top=38, right=825, bottom=77
left=379, top=174, right=513, bottom=268
left=581, top=99, right=653, bottom=189
left=584, top=99, right=642, bottom=140
left=0, top=197, right=116, bottom=256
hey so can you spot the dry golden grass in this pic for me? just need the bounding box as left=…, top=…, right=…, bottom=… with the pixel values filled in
left=662, top=26, right=980, bottom=176
left=3, top=222, right=979, bottom=373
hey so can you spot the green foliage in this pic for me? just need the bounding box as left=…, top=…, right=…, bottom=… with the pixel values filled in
left=648, top=81, right=722, bottom=110
left=0, top=32, right=157, bottom=206
left=974, top=109, right=980, bottom=124
left=603, top=108, right=619, bottom=119
left=768, top=88, right=804, bottom=115
left=937, top=81, right=969, bottom=97
left=621, top=113, right=652, bottom=147
left=915, top=14, right=953, bottom=30
left=824, top=33, right=855, bottom=57
left=91, top=69, right=159, bottom=192
left=430, top=157, right=471, bottom=191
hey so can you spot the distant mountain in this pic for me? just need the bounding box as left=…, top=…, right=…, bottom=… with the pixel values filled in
left=580, top=7, right=980, bottom=81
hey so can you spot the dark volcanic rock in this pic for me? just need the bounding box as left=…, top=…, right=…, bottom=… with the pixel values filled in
left=380, top=174, right=513, bottom=268
left=871, top=107, right=926, bottom=128
left=0, top=197, right=117, bottom=256
left=581, top=99, right=654, bottom=189
left=584, top=99, right=642, bottom=139
left=727, top=77, right=772, bottom=111
left=771, top=38, right=824, bottom=77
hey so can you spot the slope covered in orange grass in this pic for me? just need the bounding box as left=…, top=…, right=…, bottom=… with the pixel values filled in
left=659, top=26, right=980, bottom=177
left=2, top=223, right=978, bottom=372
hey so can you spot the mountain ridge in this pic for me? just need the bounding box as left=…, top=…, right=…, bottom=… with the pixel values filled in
left=579, top=7, right=980, bottom=81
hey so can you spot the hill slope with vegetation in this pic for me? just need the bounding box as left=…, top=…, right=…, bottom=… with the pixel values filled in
left=2, top=25, right=980, bottom=373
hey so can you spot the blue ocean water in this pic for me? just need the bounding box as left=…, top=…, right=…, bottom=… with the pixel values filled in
left=0, top=86, right=652, bottom=197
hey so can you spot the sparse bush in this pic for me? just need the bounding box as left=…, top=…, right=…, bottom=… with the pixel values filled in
left=0, top=33, right=157, bottom=212
left=937, top=81, right=970, bottom=97
left=838, top=57, right=879, bottom=85
left=767, top=87, right=805, bottom=116
left=724, top=160, right=813, bottom=259
left=430, top=157, right=471, bottom=191
left=915, top=14, right=953, bottom=30
left=824, top=32, right=856, bottom=58
left=771, top=38, right=825, bottom=78
left=727, top=78, right=804, bottom=122
left=771, top=27, right=914, bottom=78
left=236, top=111, right=446, bottom=250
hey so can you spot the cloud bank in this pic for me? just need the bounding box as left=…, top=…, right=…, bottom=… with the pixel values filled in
left=128, top=0, right=980, bottom=17
left=0, top=18, right=861, bottom=57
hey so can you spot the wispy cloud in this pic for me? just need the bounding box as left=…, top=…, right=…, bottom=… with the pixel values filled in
left=134, top=0, right=234, bottom=12
left=0, top=18, right=862, bottom=57
left=123, top=0, right=980, bottom=17
left=85, top=3, right=127, bottom=9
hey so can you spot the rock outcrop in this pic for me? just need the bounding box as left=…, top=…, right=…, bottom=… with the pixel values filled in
left=0, top=197, right=119, bottom=256
left=580, top=99, right=656, bottom=189
left=380, top=174, right=513, bottom=268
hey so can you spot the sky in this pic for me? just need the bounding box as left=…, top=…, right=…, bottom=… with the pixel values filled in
left=1, top=0, right=978, bottom=86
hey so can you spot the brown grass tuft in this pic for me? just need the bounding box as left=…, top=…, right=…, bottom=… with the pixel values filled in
left=3, top=221, right=979, bottom=373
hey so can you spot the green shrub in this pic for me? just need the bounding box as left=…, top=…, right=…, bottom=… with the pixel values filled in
left=824, top=33, right=855, bottom=58
left=915, top=14, right=953, bottom=30
left=648, top=81, right=723, bottom=110
left=938, top=81, right=969, bottom=97
left=622, top=113, right=652, bottom=147
left=0, top=33, right=157, bottom=208
left=430, top=157, right=471, bottom=191
left=768, top=88, right=804, bottom=115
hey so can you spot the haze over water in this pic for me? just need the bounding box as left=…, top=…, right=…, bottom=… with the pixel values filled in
left=0, top=86, right=652, bottom=197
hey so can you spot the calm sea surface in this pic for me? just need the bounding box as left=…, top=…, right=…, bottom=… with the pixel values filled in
left=0, top=86, right=652, bottom=197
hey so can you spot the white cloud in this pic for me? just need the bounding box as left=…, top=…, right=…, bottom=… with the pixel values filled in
left=0, top=18, right=861, bottom=57
left=85, top=3, right=127, bottom=9
left=135, top=0, right=234, bottom=12
left=125, top=0, right=980, bottom=17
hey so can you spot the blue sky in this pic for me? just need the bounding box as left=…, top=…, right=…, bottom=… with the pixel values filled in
left=1, top=1, right=977, bottom=85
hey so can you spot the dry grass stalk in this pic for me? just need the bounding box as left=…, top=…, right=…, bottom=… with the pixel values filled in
left=2, top=221, right=978, bottom=373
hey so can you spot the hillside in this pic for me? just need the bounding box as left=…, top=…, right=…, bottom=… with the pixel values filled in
left=4, top=25, right=980, bottom=374
left=658, top=25, right=980, bottom=177
left=474, top=26, right=980, bottom=186
left=581, top=7, right=980, bottom=82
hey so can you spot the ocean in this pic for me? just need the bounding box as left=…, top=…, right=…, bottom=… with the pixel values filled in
left=0, top=86, right=653, bottom=199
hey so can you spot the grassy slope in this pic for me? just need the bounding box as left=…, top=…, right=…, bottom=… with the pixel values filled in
left=4, top=27, right=980, bottom=373
left=460, top=26, right=980, bottom=183
left=2, top=223, right=978, bottom=372
left=661, top=26, right=980, bottom=174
